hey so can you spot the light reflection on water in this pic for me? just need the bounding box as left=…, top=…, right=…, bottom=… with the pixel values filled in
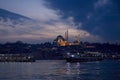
left=0, top=60, right=120, bottom=80
left=66, top=62, right=81, bottom=75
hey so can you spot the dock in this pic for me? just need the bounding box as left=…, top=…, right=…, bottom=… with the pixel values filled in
left=0, top=54, right=35, bottom=62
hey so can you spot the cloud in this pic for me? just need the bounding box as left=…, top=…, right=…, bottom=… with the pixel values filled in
left=0, top=0, right=102, bottom=43
left=94, top=0, right=109, bottom=9
left=0, top=0, right=61, bottom=21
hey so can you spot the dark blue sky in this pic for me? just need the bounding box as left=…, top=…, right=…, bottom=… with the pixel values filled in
left=46, top=0, right=120, bottom=42
left=0, top=0, right=120, bottom=43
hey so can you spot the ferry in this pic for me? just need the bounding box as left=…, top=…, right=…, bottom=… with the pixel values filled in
left=65, top=51, right=104, bottom=62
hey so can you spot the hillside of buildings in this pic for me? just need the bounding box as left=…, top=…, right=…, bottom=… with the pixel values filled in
left=0, top=40, right=120, bottom=60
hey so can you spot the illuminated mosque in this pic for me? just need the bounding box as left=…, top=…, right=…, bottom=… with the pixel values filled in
left=53, top=30, right=80, bottom=46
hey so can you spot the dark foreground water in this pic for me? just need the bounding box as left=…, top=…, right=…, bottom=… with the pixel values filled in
left=0, top=60, right=120, bottom=80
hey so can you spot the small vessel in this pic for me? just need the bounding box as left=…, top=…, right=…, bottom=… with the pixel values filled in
left=65, top=51, right=104, bottom=62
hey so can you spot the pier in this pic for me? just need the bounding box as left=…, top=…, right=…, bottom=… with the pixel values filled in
left=0, top=54, right=35, bottom=62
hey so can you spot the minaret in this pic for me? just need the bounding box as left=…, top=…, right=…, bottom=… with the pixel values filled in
left=66, top=29, right=68, bottom=41
left=65, top=29, right=68, bottom=41
left=77, top=34, right=80, bottom=44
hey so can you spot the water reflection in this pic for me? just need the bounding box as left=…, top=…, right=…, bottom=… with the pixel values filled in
left=76, top=62, right=80, bottom=74
left=66, top=62, right=71, bottom=75
left=65, top=61, right=102, bottom=78
left=66, top=62, right=81, bottom=75
left=0, top=60, right=120, bottom=80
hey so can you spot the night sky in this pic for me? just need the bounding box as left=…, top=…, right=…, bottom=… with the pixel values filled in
left=0, top=0, right=120, bottom=43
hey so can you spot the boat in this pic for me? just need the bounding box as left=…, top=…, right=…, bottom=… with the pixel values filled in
left=65, top=51, right=104, bottom=62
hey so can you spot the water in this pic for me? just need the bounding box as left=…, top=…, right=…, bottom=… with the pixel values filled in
left=0, top=60, right=120, bottom=80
